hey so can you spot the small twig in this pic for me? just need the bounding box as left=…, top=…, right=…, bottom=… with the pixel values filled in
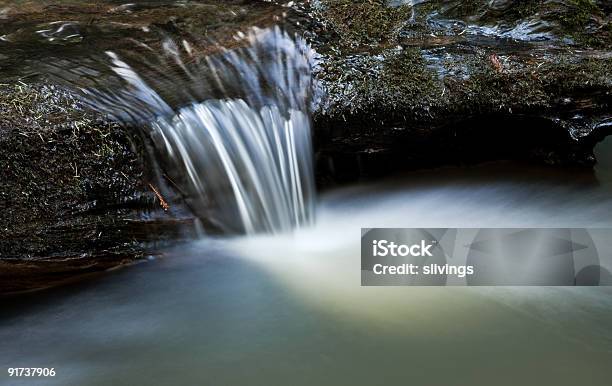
left=489, top=53, right=503, bottom=73
left=148, top=183, right=170, bottom=212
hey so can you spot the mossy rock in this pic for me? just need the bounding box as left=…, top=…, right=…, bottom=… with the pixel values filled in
left=309, top=0, right=611, bottom=175
left=315, top=0, right=411, bottom=49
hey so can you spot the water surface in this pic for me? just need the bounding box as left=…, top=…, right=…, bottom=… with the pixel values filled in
left=2, top=161, right=612, bottom=386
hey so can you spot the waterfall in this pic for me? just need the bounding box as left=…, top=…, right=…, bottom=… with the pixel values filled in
left=53, top=27, right=318, bottom=234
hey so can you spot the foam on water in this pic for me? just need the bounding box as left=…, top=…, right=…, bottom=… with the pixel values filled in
left=223, top=165, right=612, bottom=346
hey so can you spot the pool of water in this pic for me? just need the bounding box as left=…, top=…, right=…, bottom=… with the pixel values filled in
left=2, top=160, right=612, bottom=386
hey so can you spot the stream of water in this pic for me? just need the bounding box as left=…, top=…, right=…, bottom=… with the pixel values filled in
left=1, top=2, right=612, bottom=385
left=2, top=159, right=612, bottom=386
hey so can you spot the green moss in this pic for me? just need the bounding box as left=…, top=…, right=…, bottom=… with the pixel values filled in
left=543, top=56, right=612, bottom=94
left=319, top=46, right=443, bottom=123
left=557, top=0, right=600, bottom=29
left=0, top=83, right=143, bottom=227
left=377, top=48, right=441, bottom=108
left=0, top=82, right=159, bottom=263
left=510, top=0, right=547, bottom=19
left=319, top=0, right=411, bottom=47
left=546, top=0, right=606, bottom=46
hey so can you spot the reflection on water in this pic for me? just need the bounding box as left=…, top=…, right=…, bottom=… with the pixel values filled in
left=2, top=161, right=612, bottom=386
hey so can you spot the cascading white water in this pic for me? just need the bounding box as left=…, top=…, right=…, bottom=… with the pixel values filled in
left=57, top=27, right=318, bottom=234
left=150, top=99, right=314, bottom=234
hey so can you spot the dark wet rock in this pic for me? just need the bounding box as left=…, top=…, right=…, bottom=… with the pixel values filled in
left=306, top=0, right=611, bottom=182
left=0, top=83, right=198, bottom=293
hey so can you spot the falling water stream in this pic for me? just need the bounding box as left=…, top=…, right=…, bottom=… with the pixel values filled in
left=51, top=27, right=317, bottom=234
left=2, top=16, right=612, bottom=386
